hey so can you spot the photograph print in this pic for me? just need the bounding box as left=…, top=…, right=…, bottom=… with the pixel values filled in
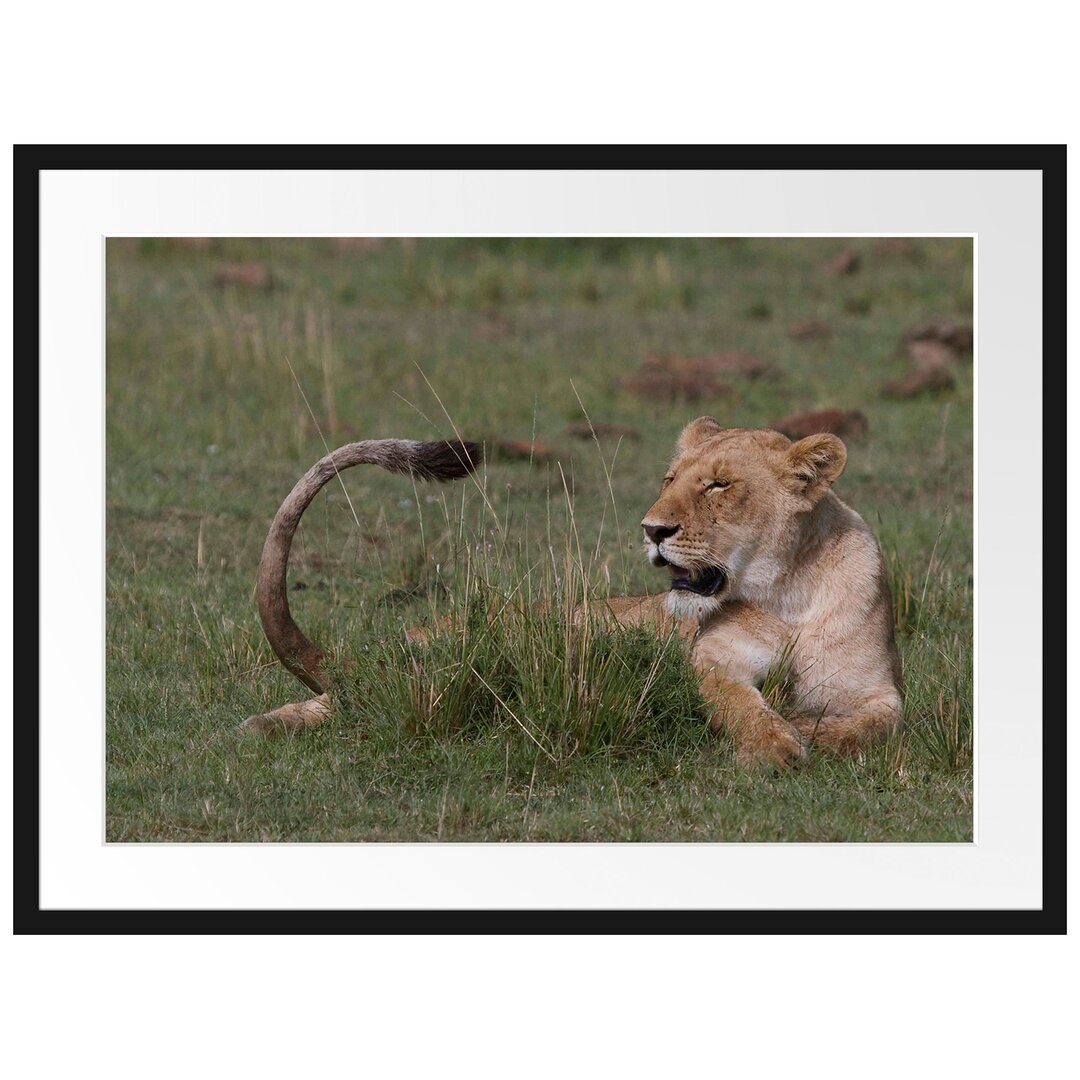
left=106, top=235, right=973, bottom=843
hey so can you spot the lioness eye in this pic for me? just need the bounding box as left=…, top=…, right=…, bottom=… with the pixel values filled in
left=661, top=476, right=674, bottom=489
left=707, top=479, right=730, bottom=491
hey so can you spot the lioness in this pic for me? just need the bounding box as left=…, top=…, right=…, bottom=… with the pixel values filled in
left=244, top=418, right=902, bottom=767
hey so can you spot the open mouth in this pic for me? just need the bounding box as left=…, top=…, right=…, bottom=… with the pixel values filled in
left=667, top=563, right=727, bottom=596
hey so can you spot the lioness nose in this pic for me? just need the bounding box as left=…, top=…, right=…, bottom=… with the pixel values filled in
left=643, top=522, right=679, bottom=544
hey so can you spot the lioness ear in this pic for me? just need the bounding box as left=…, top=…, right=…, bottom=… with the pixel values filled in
left=675, top=416, right=723, bottom=453
left=788, top=434, right=847, bottom=493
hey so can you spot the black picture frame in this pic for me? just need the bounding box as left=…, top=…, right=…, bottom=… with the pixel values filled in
left=18, top=144, right=1065, bottom=934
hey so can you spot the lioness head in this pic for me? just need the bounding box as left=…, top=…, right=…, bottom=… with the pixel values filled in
left=641, top=417, right=847, bottom=617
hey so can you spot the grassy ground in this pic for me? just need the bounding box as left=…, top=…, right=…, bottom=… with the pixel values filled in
left=106, top=236, right=973, bottom=841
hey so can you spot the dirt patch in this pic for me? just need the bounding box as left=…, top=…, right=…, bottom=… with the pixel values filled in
left=620, top=371, right=732, bottom=403
left=215, top=262, right=274, bottom=290
left=642, top=352, right=772, bottom=379
left=908, top=340, right=957, bottom=370
left=787, top=318, right=830, bottom=340
left=770, top=408, right=869, bottom=440
left=882, top=365, right=955, bottom=399
left=881, top=332, right=964, bottom=398
left=564, top=421, right=642, bottom=441
left=903, top=321, right=973, bottom=352
left=825, top=250, right=861, bottom=275
left=493, top=440, right=558, bottom=462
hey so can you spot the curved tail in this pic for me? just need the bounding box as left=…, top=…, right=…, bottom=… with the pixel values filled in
left=256, top=438, right=482, bottom=693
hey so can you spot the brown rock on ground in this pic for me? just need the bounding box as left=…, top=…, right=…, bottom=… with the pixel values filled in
left=620, top=371, right=732, bottom=403
left=771, top=408, right=869, bottom=440
left=642, top=352, right=772, bottom=379
left=564, top=421, right=642, bottom=441
left=903, top=321, right=973, bottom=352
left=882, top=332, right=961, bottom=399
left=787, top=319, right=830, bottom=340
left=825, top=250, right=861, bottom=275
left=908, top=340, right=957, bottom=370
left=882, top=366, right=955, bottom=399
left=494, top=440, right=557, bottom=462
left=215, top=262, right=273, bottom=289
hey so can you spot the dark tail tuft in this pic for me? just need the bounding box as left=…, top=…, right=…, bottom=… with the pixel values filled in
left=413, top=439, right=483, bottom=481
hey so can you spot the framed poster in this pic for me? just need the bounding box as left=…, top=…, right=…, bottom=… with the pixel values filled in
left=20, top=145, right=1063, bottom=930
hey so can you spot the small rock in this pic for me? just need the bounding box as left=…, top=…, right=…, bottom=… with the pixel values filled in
left=883, top=336, right=959, bottom=399
left=771, top=409, right=869, bottom=440
left=908, top=340, right=956, bottom=371
left=882, top=366, right=955, bottom=399
left=826, top=251, right=861, bottom=275
left=788, top=319, right=830, bottom=340
left=641, top=352, right=771, bottom=379
left=903, top=321, right=973, bottom=352
left=564, top=421, right=642, bottom=441
left=215, top=262, right=273, bottom=289
left=494, top=440, right=557, bottom=462
left=620, top=371, right=732, bottom=403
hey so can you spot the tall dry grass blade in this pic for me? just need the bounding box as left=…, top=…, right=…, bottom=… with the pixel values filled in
left=411, top=362, right=503, bottom=531
left=917, top=507, right=951, bottom=625
left=467, top=663, right=556, bottom=762
left=319, top=309, right=339, bottom=437
left=570, top=379, right=626, bottom=575
left=281, top=353, right=362, bottom=534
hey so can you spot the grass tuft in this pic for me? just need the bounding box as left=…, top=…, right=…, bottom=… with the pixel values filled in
left=346, top=596, right=708, bottom=777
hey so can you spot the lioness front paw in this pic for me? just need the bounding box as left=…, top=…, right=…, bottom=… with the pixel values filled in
left=735, top=718, right=807, bottom=769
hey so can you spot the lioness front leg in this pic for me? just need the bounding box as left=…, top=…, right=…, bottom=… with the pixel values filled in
left=573, top=594, right=802, bottom=765
left=689, top=601, right=804, bottom=767
left=242, top=693, right=331, bottom=736
left=697, top=669, right=806, bottom=768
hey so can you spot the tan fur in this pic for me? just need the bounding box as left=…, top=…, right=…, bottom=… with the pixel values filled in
left=245, top=421, right=901, bottom=769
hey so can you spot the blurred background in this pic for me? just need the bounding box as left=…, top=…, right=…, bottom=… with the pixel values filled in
left=106, top=236, right=972, bottom=591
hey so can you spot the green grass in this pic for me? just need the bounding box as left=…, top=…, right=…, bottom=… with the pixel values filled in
left=106, top=236, right=973, bottom=841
